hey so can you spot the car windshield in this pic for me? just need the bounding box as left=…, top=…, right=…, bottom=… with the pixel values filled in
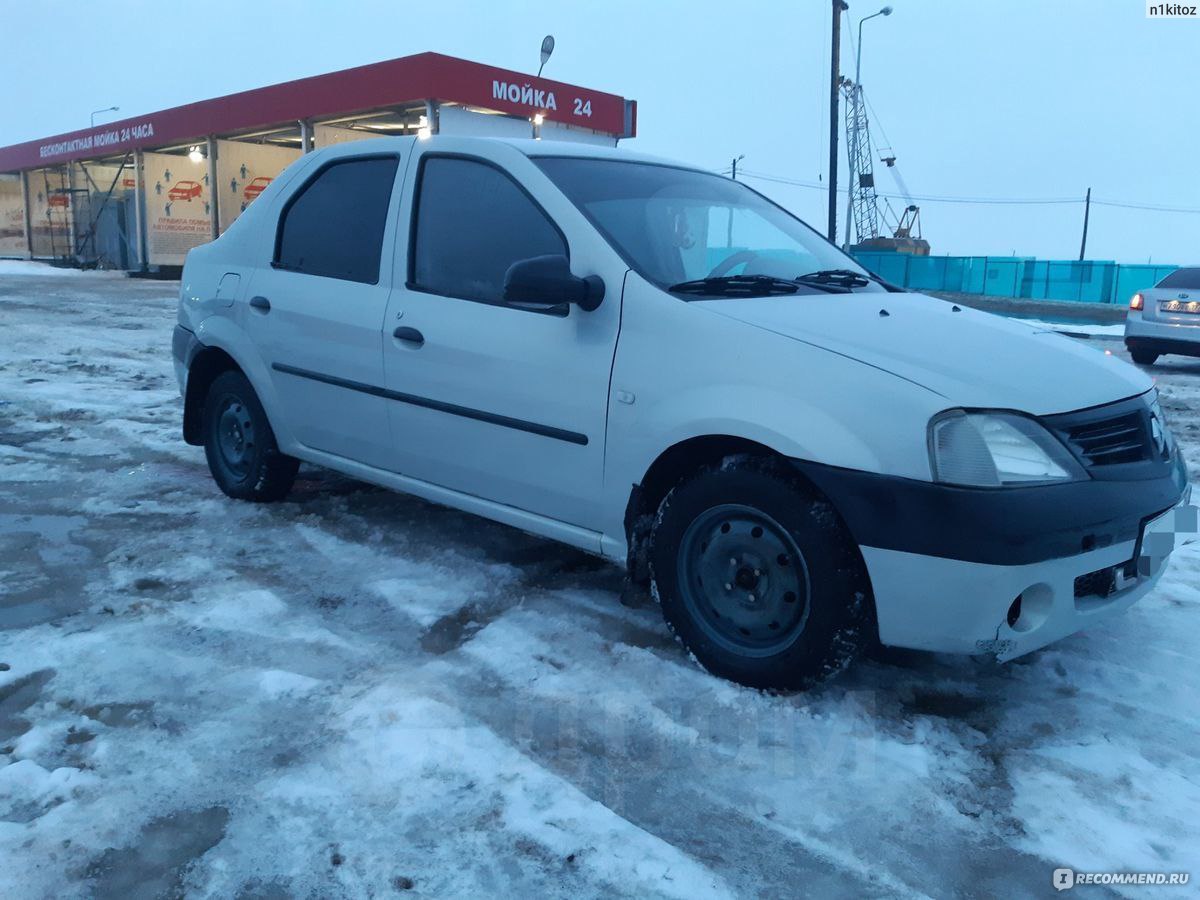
left=1156, top=267, right=1200, bottom=289
left=534, top=157, right=879, bottom=294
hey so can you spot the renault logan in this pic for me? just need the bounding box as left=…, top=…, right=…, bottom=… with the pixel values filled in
left=173, top=137, right=1193, bottom=689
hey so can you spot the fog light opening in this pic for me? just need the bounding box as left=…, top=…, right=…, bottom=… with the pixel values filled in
left=1008, top=584, right=1053, bottom=633
left=1006, top=595, right=1022, bottom=628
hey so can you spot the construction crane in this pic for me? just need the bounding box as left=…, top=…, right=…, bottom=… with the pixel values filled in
left=841, top=78, right=930, bottom=255
left=876, top=145, right=923, bottom=244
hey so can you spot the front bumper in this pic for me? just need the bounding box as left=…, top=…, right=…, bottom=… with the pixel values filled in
left=792, top=446, right=1193, bottom=659
left=862, top=487, right=1195, bottom=659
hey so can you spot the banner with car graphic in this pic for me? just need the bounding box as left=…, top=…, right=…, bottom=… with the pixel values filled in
left=215, top=140, right=300, bottom=235
left=143, top=151, right=211, bottom=266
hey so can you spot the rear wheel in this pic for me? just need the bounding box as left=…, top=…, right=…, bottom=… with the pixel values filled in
left=649, top=458, right=872, bottom=690
left=202, top=371, right=298, bottom=502
left=1130, top=348, right=1160, bottom=366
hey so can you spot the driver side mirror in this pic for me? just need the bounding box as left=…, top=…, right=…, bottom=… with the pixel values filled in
left=503, top=254, right=605, bottom=312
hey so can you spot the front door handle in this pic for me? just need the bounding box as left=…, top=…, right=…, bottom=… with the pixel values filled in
left=392, top=326, right=425, bottom=347
left=249, top=295, right=271, bottom=313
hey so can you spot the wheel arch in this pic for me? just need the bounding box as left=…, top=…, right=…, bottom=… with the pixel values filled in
left=183, top=346, right=243, bottom=445
left=624, top=434, right=838, bottom=585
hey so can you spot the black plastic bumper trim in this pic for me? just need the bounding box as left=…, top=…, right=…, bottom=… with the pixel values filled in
left=271, top=362, right=588, bottom=446
left=791, top=453, right=1188, bottom=566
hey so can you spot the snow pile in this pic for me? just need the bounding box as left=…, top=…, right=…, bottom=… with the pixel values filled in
left=0, top=260, right=127, bottom=278
left=1018, top=318, right=1126, bottom=338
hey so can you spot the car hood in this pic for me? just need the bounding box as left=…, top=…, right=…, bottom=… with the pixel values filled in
left=697, top=291, right=1150, bottom=416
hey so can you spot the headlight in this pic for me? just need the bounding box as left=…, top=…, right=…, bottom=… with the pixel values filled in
left=929, top=411, right=1086, bottom=487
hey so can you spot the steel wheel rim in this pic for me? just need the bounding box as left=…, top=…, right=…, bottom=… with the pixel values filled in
left=216, top=398, right=256, bottom=478
left=676, top=503, right=811, bottom=658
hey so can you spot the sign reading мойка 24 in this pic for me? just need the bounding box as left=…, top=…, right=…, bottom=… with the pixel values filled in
left=492, top=81, right=594, bottom=119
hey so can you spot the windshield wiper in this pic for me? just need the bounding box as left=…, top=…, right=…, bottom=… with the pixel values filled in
left=668, top=275, right=805, bottom=298
left=794, top=268, right=872, bottom=288
left=795, top=268, right=905, bottom=292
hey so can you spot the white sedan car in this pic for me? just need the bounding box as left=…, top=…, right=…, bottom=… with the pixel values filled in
left=173, top=136, right=1194, bottom=690
left=1125, top=266, right=1200, bottom=365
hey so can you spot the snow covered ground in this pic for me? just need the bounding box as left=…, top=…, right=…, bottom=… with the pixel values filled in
left=1, top=267, right=1198, bottom=898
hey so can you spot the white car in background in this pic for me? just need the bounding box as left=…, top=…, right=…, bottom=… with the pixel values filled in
left=1125, top=266, right=1200, bottom=365
left=173, top=136, right=1194, bottom=690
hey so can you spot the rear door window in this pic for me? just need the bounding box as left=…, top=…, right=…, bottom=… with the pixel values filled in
left=275, top=156, right=399, bottom=284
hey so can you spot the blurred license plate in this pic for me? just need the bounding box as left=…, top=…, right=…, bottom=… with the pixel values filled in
left=1136, top=499, right=1199, bottom=578
left=1160, top=299, right=1200, bottom=314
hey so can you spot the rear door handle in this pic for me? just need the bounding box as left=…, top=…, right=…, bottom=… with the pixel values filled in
left=392, top=326, right=425, bottom=347
left=249, top=295, right=271, bottom=313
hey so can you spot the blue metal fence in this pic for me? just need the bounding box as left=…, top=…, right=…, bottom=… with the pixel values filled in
left=850, top=252, right=1178, bottom=305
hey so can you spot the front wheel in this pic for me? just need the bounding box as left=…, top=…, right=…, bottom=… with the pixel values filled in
left=1129, top=348, right=1160, bottom=366
left=202, top=370, right=298, bottom=502
left=649, top=458, right=872, bottom=690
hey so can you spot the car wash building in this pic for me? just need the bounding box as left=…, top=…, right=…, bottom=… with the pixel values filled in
left=0, top=52, right=636, bottom=272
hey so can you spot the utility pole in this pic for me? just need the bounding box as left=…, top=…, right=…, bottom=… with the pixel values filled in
left=728, top=156, right=745, bottom=246
left=728, top=155, right=745, bottom=246
left=1079, top=187, right=1091, bottom=261
left=828, top=0, right=847, bottom=242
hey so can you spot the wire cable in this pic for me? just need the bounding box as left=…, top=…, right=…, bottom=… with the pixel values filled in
left=736, top=169, right=1082, bottom=205
left=709, top=165, right=1200, bottom=214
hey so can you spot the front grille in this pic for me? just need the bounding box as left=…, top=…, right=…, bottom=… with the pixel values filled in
left=1064, top=411, right=1152, bottom=466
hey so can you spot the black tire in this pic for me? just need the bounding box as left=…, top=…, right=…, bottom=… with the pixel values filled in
left=649, top=457, right=872, bottom=690
left=201, top=370, right=298, bottom=502
left=1130, top=348, right=1160, bottom=366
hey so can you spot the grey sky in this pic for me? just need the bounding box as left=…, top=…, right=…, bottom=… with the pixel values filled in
left=1, top=0, right=1194, bottom=263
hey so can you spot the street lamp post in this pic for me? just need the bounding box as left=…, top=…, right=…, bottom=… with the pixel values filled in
left=856, top=6, right=892, bottom=88
left=843, top=5, right=892, bottom=249
left=90, top=106, right=119, bottom=128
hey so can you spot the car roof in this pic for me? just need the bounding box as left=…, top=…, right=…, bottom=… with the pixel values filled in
left=305, top=134, right=707, bottom=174
left=493, top=137, right=689, bottom=168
